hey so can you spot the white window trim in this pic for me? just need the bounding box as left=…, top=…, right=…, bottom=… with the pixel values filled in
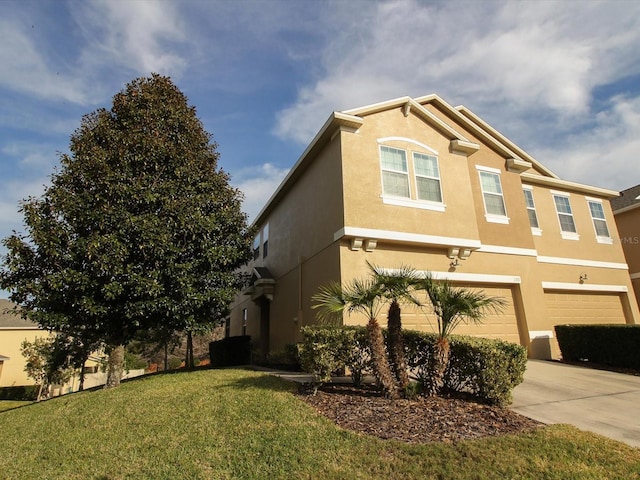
left=586, top=199, right=612, bottom=244
left=381, top=195, right=446, bottom=212
left=378, top=141, right=446, bottom=211
left=476, top=165, right=509, bottom=224
left=552, top=193, right=579, bottom=240
left=379, top=145, right=411, bottom=199
left=522, top=187, right=541, bottom=235
left=412, top=151, right=444, bottom=204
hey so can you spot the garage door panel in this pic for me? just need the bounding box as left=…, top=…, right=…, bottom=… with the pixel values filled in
left=545, top=291, right=625, bottom=325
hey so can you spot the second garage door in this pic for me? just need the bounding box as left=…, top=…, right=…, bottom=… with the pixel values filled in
left=544, top=291, right=626, bottom=325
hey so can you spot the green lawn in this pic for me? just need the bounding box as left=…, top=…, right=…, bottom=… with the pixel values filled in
left=0, top=400, right=32, bottom=412
left=0, top=369, right=638, bottom=479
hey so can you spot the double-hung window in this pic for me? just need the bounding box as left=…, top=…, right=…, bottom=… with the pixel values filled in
left=587, top=199, right=612, bottom=243
left=552, top=193, right=578, bottom=240
left=477, top=166, right=508, bottom=223
left=413, top=152, right=442, bottom=203
left=522, top=187, right=541, bottom=235
left=379, top=140, right=445, bottom=211
left=380, top=146, right=410, bottom=198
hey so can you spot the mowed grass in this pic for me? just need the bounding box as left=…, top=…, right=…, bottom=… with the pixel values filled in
left=1, top=369, right=639, bottom=480
left=0, top=400, right=32, bottom=412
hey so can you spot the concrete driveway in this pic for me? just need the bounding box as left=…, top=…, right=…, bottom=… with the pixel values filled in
left=511, top=360, right=640, bottom=447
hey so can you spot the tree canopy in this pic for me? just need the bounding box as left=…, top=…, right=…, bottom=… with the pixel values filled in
left=1, top=74, right=253, bottom=379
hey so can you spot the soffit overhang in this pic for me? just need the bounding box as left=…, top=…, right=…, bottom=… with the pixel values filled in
left=521, top=172, right=619, bottom=198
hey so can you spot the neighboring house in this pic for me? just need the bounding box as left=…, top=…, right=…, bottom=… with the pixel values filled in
left=229, top=94, right=639, bottom=360
left=612, top=184, right=640, bottom=311
left=0, top=298, right=49, bottom=387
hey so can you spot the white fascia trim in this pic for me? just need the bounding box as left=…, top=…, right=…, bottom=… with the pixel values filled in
left=381, top=196, right=446, bottom=212
left=613, top=202, right=640, bottom=215
left=475, top=164, right=501, bottom=174
left=380, top=268, right=521, bottom=285
left=630, top=272, right=640, bottom=280
left=377, top=137, right=438, bottom=155
left=537, top=256, right=628, bottom=270
left=478, top=245, right=538, bottom=257
left=542, top=282, right=628, bottom=293
left=334, top=227, right=481, bottom=249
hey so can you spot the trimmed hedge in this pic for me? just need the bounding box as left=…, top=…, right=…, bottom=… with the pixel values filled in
left=555, top=324, right=640, bottom=370
left=300, top=326, right=527, bottom=406
left=0, top=385, right=40, bottom=401
left=209, top=335, right=252, bottom=367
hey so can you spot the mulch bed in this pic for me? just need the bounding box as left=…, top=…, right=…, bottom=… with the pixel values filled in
left=297, top=383, right=543, bottom=444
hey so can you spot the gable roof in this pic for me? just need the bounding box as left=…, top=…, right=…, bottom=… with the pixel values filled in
left=611, top=184, right=640, bottom=213
left=254, top=94, right=619, bottom=226
left=0, top=299, right=39, bottom=329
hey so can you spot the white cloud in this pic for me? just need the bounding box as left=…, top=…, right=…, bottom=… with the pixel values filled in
left=233, top=163, right=289, bottom=223
left=0, top=20, right=90, bottom=104
left=533, top=96, right=640, bottom=190
left=274, top=0, right=640, bottom=165
left=74, top=0, right=188, bottom=77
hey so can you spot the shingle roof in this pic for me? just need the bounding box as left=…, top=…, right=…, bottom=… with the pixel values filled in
left=611, top=184, right=640, bottom=212
left=0, top=299, right=38, bottom=329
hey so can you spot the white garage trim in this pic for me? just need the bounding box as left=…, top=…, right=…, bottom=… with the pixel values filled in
left=378, top=268, right=521, bottom=285
left=542, top=282, right=628, bottom=293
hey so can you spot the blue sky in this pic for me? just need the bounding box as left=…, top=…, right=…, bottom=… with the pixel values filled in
left=1, top=0, right=640, bottom=271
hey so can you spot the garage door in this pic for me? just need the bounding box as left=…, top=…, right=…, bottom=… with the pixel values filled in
left=544, top=291, right=626, bottom=325
left=403, top=285, right=520, bottom=344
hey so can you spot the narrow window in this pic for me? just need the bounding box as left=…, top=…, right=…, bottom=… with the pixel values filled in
left=478, top=169, right=507, bottom=222
left=413, top=152, right=442, bottom=202
left=587, top=200, right=611, bottom=240
left=262, top=223, right=269, bottom=258
left=380, top=146, right=410, bottom=198
left=252, top=235, right=260, bottom=260
left=553, top=194, right=578, bottom=238
left=242, top=308, right=248, bottom=336
left=523, top=188, right=539, bottom=229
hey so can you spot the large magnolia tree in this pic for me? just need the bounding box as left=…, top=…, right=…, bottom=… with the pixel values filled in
left=1, top=74, right=253, bottom=387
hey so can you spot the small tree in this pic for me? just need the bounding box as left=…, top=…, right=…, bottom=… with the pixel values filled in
left=21, top=337, right=74, bottom=401
left=418, top=276, right=506, bottom=396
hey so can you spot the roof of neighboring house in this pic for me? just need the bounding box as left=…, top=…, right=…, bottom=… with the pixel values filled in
left=611, top=184, right=640, bottom=213
left=0, top=299, right=39, bottom=329
left=0, top=355, right=9, bottom=361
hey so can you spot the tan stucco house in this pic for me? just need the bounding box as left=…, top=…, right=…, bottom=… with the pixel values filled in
left=0, top=298, right=48, bottom=387
left=229, top=94, right=639, bottom=360
left=612, top=184, right=640, bottom=311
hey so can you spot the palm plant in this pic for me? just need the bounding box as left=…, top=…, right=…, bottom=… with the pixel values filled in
left=312, top=278, right=398, bottom=398
left=418, top=275, right=506, bottom=396
left=368, top=263, right=421, bottom=391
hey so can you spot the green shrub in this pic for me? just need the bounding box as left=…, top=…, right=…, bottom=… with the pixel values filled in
left=555, top=324, right=640, bottom=369
left=266, top=344, right=302, bottom=371
left=0, top=385, right=40, bottom=401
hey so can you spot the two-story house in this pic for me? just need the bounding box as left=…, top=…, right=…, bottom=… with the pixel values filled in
left=229, top=95, right=639, bottom=360
left=612, top=184, right=640, bottom=311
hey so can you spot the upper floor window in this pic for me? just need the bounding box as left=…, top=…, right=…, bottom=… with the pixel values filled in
left=252, top=234, right=260, bottom=260
left=477, top=166, right=508, bottom=224
left=587, top=199, right=612, bottom=243
left=380, top=146, right=410, bottom=198
left=522, top=187, right=541, bottom=235
left=262, top=223, right=269, bottom=257
left=552, top=193, right=579, bottom=240
left=378, top=140, right=444, bottom=212
left=413, top=152, right=442, bottom=202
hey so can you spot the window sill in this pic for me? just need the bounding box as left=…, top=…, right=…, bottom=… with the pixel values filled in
left=485, top=214, right=509, bottom=224
left=382, top=196, right=445, bottom=212
left=560, top=232, right=580, bottom=241
left=596, top=236, right=613, bottom=245
left=531, top=227, right=542, bottom=236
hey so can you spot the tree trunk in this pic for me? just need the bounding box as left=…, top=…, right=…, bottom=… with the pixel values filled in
left=78, top=350, right=89, bottom=392
left=366, top=318, right=398, bottom=399
left=105, top=345, right=125, bottom=389
left=164, top=341, right=168, bottom=371
left=387, top=300, right=410, bottom=392
left=426, top=336, right=450, bottom=396
left=185, top=331, right=194, bottom=370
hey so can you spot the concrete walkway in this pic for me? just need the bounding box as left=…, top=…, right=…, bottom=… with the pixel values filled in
left=511, top=360, right=640, bottom=448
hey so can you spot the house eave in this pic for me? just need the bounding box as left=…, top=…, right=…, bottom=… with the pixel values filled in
left=521, top=172, right=619, bottom=198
